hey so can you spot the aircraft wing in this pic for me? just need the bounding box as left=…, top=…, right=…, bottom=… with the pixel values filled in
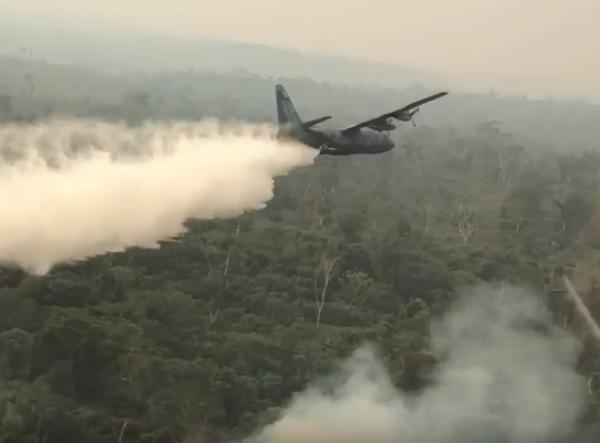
left=341, top=91, right=448, bottom=134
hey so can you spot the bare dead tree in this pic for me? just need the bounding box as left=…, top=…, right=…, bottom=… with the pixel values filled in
left=515, top=216, right=527, bottom=234
left=117, top=421, right=128, bottom=443
left=235, top=219, right=241, bottom=238
left=553, top=199, right=567, bottom=232
left=303, top=183, right=313, bottom=201
left=36, top=416, right=47, bottom=443
left=223, top=220, right=242, bottom=283
left=223, top=254, right=231, bottom=279
left=457, top=204, right=478, bottom=244
left=587, top=376, right=596, bottom=395
left=313, top=254, right=339, bottom=327
left=205, top=247, right=216, bottom=278
left=208, top=309, right=220, bottom=327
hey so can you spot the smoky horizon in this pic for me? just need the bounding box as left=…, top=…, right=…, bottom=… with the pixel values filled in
left=2, top=0, right=600, bottom=103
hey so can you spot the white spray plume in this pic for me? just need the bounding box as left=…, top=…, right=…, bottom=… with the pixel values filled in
left=245, top=285, right=586, bottom=443
left=0, top=118, right=316, bottom=275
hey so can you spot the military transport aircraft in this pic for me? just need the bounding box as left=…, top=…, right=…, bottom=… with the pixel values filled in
left=275, top=84, right=448, bottom=156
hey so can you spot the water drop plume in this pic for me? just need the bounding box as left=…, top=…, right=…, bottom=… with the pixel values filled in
left=0, top=118, right=316, bottom=275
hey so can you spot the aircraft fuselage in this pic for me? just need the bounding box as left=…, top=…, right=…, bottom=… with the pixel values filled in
left=277, top=125, right=395, bottom=156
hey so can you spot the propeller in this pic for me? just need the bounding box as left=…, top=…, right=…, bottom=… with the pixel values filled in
left=410, top=108, right=420, bottom=127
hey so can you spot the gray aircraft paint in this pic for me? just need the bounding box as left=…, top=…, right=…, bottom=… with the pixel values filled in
left=275, top=84, right=447, bottom=156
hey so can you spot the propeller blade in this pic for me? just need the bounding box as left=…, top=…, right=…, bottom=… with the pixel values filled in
left=410, top=108, right=419, bottom=127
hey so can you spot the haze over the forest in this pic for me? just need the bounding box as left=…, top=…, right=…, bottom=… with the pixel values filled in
left=2, top=0, right=600, bottom=102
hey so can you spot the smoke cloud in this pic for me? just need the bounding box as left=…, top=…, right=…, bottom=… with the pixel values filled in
left=246, top=285, right=587, bottom=443
left=0, top=119, right=316, bottom=275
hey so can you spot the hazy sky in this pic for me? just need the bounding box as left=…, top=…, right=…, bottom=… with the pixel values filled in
left=4, top=0, right=600, bottom=101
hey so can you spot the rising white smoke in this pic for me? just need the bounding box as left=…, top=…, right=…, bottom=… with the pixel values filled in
left=0, top=118, right=317, bottom=275
left=245, top=285, right=587, bottom=443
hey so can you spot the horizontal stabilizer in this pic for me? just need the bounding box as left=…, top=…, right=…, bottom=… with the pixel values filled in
left=302, top=116, right=332, bottom=128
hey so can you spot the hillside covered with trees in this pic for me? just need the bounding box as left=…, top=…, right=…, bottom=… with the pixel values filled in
left=2, top=54, right=600, bottom=149
left=0, top=57, right=600, bottom=442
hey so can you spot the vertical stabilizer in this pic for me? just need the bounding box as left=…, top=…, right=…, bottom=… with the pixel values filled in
left=276, top=84, right=302, bottom=127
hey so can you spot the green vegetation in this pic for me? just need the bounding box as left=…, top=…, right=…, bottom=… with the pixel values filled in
left=1, top=57, right=600, bottom=442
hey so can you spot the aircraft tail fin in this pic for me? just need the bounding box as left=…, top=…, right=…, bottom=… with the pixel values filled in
left=276, top=84, right=302, bottom=127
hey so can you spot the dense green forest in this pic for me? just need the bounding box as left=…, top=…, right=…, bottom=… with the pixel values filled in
left=1, top=56, right=600, bottom=442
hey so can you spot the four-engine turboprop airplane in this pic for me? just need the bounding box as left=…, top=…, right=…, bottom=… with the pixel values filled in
left=275, top=84, right=448, bottom=156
